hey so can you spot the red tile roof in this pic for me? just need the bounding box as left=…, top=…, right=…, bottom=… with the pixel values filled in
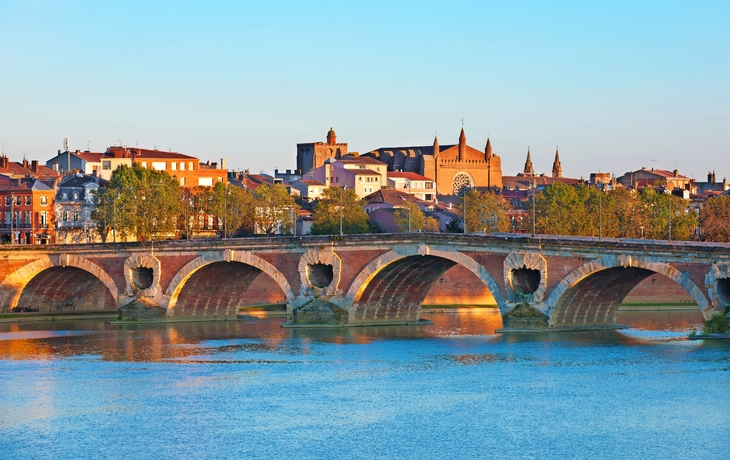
left=387, top=172, right=433, bottom=181
left=105, top=146, right=197, bottom=160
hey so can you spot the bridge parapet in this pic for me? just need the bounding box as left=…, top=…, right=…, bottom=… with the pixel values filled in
left=1, top=234, right=728, bottom=330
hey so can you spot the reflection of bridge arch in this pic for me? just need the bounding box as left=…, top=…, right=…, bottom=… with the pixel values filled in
left=545, top=255, right=711, bottom=327
left=165, top=250, right=294, bottom=317
left=0, top=255, right=119, bottom=312
left=344, top=246, right=506, bottom=323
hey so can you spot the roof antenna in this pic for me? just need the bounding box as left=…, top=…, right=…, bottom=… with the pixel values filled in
left=461, top=118, right=465, bottom=127
left=87, top=140, right=92, bottom=151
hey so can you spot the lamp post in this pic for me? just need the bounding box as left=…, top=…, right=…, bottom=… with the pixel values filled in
left=599, top=190, right=603, bottom=240
left=339, top=186, right=345, bottom=236
left=9, top=192, right=14, bottom=244
left=531, top=189, right=536, bottom=237
left=668, top=199, right=672, bottom=242
left=223, top=184, right=228, bottom=239
left=463, top=193, right=467, bottom=234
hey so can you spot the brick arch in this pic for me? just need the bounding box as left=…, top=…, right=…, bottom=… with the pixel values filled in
left=343, top=245, right=507, bottom=323
left=165, top=249, right=295, bottom=314
left=0, top=254, right=119, bottom=312
left=545, top=255, right=711, bottom=326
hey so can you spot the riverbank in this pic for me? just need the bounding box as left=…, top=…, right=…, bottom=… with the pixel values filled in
left=0, top=311, right=117, bottom=324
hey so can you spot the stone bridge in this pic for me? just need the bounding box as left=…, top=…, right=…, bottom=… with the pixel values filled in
left=1, top=234, right=729, bottom=330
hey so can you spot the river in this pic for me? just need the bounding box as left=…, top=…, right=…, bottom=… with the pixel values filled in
left=0, top=308, right=727, bottom=459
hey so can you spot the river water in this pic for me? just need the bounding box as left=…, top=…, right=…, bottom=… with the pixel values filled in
left=0, top=309, right=727, bottom=459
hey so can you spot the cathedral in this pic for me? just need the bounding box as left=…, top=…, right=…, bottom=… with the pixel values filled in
left=364, top=128, right=502, bottom=196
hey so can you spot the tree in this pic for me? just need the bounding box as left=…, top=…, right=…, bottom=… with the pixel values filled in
left=92, top=164, right=182, bottom=242
left=393, top=202, right=426, bottom=232
left=310, top=187, right=370, bottom=235
left=209, top=182, right=255, bottom=237
left=700, top=194, right=730, bottom=242
left=253, top=184, right=297, bottom=235
left=444, top=217, right=462, bottom=233
left=461, top=190, right=512, bottom=233
left=423, top=216, right=441, bottom=233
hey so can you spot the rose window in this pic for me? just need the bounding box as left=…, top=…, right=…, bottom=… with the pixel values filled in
left=452, top=173, right=474, bottom=196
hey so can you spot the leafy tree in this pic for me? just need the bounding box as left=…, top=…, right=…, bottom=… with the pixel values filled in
left=700, top=194, right=730, bottom=242
left=253, top=184, right=297, bottom=235
left=310, top=187, right=370, bottom=235
left=460, top=190, right=512, bottom=233
left=209, top=182, right=255, bottom=237
left=92, top=164, right=182, bottom=242
left=423, top=216, right=441, bottom=233
left=393, top=202, right=426, bottom=232
left=444, top=217, right=462, bottom=233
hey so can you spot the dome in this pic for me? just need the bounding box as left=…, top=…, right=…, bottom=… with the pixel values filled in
left=326, top=127, right=337, bottom=144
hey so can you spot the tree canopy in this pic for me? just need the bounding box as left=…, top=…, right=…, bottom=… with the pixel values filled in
left=310, top=187, right=370, bottom=235
left=700, top=194, right=730, bottom=242
left=460, top=190, right=512, bottom=233
left=253, top=184, right=298, bottom=235
left=92, top=164, right=182, bottom=242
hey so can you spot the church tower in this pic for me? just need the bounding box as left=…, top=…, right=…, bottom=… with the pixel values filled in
left=552, top=147, right=563, bottom=178
left=523, top=148, right=534, bottom=176
left=458, top=128, right=466, bottom=161
left=327, top=127, right=337, bottom=145
left=485, top=137, right=492, bottom=160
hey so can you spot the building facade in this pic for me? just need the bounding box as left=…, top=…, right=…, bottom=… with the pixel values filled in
left=297, top=128, right=348, bottom=174
left=0, top=177, right=56, bottom=244
left=364, top=129, right=503, bottom=196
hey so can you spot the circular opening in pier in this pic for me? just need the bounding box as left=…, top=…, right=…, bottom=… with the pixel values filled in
left=717, top=278, right=730, bottom=305
left=307, top=263, right=334, bottom=289
left=510, top=267, right=541, bottom=295
left=132, top=267, right=154, bottom=290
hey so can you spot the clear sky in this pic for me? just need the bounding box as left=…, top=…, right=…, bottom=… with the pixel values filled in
left=1, top=1, right=728, bottom=180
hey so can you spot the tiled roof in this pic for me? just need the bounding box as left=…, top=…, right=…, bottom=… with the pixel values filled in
left=387, top=172, right=433, bottom=181
left=351, top=169, right=381, bottom=176
left=60, top=174, right=107, bottom=188
left=105, top=146, right=197, bottom=160
left=297, top=180, right=326, bottom=186
left=73, top=151, right=103, bottom=162
left=337, top=156, right=388, bottom=166
left=363, top=189, right=428, bottom=206
left=0, top=177, right=55, bottom=192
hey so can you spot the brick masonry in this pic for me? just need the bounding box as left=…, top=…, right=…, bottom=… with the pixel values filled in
left=0, top=234, right=728, bottom=329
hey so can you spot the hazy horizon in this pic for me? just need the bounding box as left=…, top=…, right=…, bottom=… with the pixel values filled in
left=1, top=1, right=728, bottom=181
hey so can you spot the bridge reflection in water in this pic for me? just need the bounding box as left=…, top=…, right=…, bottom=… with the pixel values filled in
left=0, top=307, right=705, bottom=362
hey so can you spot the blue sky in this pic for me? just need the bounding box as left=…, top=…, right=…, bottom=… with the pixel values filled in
left=1, top=1, right=728, bottom=180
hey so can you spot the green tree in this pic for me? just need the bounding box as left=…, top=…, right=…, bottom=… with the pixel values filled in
left=253, top=184, right=297, bottom=235
left=209, top=182, right=256, bottom=237
left=393, top=202, right=426, bottom=232
left=310, top=187, right=370, bottom=235
left=700, top=194, right=730, bottom=242
left=461, top=190, right=512, bottom=233
left=423, top=216, right=441, bottom=233
left=444, top=217, right=462, bottom=233
left=92, top=164, right=182, bottom=242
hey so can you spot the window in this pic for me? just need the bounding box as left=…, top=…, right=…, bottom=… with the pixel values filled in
left=14, top=212, right=20, bottom=226
left=171, top=162, right=177, bottom=170
left=5, top=212, right=9, bottom=225
left=73, top=210, right=79, bottom=222
left=5, top=197, right=10, bottom=206
left=141, top=162, right=148, bottom=168
left=40, top=196, right=48, bottom=206
left=152, top=162, right=167, bottom=171
left=198, top=177, right=213, bottom=187
left=15, top=196, right=21, bottom=206
left=40, top=212, right=47, bottom=228
left=425, top=182, right=433, bottom=189
left=335, top=177, right=339, bottom=183
left=62, top=211, right=68, bottom=222
left=180, top=162, right=186, bottom=171
left=62, top=193, right=68, bottom=200
left=102, top=161, right=111, bottom=170
left=189, top=162, right=194, bottom=170
left=180, top=177, right=186, bottom=186
left=73, top=192, right=79, bottom=200
left=25, top=197, right=31, bottom=206
left=24, top=211, right=31, bottom=228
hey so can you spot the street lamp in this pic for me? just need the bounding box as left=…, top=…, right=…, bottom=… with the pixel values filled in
left=339, top=186, right=346, bottom=236
left=9, top=192, right=14, bottom=244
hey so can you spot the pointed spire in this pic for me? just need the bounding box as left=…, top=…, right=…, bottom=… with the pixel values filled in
left=552, top=147, right=562, bottom=178
left=523, top=147, right=534, bottom=176
left=433, top=135, right=440, bottom=157
left=485, top=137, right=492, bottom=160
left=458, top=127, right=466, bottom=161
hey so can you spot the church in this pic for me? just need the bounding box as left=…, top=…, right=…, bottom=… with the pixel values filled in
left=364, top=128, right=502, bottom=196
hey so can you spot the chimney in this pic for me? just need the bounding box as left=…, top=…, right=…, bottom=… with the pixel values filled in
left=673, top=169, right=678, bottom=177
left=708, top=171, right=713, bottom=183
left=0, top=156, right=7, bottom=168
left=58, top=149, right=61, bottom=154
left=23, top=159, right=28, bottom=169
left=31, top=160, right=38, bottom=172
left=220, top=158, right=227, bottom=171
left=52, top=162, right=59, bottom=172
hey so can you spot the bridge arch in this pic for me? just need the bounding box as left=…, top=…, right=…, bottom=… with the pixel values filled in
left=0, top=254, right=119, bottom=312
left=343, top=245, right=507, bottom=323
left=165, top=249, right=295, bottom=318
left=545, top=255, right=711, bottom=327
